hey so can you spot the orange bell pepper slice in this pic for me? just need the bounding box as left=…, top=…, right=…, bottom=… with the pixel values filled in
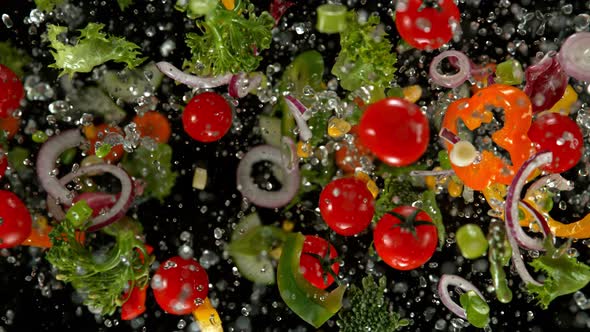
left=442, top=84, right=534, bottom=191
left=193, top=297, right=223, bottom=332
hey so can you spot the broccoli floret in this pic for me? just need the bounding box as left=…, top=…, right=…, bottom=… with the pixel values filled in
left=374, top=175, right=421, bottom=222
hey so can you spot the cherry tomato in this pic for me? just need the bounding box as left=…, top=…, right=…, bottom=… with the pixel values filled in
left=0, top=115, right=20, bottom=139
left=319, top=177, right=374, bottom=236
left=0, top=190, right=32, bottom=249
left=121, top=285, right=147, bottom=321
left=359, top=97, right=429, bottom=167
left=299, top=235, right=340, bottom=290
left=395, top=0, right=461, bottom=50
left=84, top=124, right=125, bottom=163
left=335, top=125, right=374, bottom=174
left=373, top=206, right=437, bottom=270
left=151, top=256, right=209, bottom=315
left=0, top=64, right=24, bottom=119
left=182, top=92, right=233, bottom=143
left=528, top=113, right=583, bottom=173
left=0, top=154, right=7, bottom=180
left=132, top=111, right=172, bottom=143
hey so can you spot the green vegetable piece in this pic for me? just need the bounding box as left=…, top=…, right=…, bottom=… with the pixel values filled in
left=307, top=108, right=332, bottom=146
left=176, top=0, right=217, bottom=17
left=337, top=276, right=409, bottom=332
left=46, top=216, right=152, bottom=315
left=98, top=62, right=164, bottom=103
left=456, top=224, right=488, bottom=259
left=421, top=190, right=446, bottom=249
left=487, top=220, right=513, bottom=303
left=34, top=0, right=65, bottom=12
left=121, top=143, right=177, bottom=201
left=332, top=12, right=397, bottom=93
left=386, top=86, right=404, bottom=98
left=373, top=173, right=422, bottom=222
left=316, top=4, right=348, bottom=34
left=438, top=150, right=452, bottom=170
left=526, top=239, right=590, bottom=308
left=183, top=1, right=274, bottom=76
left=65, top=200, right=93, bottom=228
left=277, top=232, right=346, bottom=328
left=495, top=59, right=524, bottom=85
left=60, top=147, right=77, bottom=165
left=116, top=0, right=134, bottom=11
left=47, top=23, right=146, bottom=77
left=95, top=143, right=112, bottom=159
left=0, top=41, right=32, bottom=77
left=259, top=115, right=282, bottom=147
left=459, top=290, right=490, bottom=328
left=66, top=85, right=127, bottom=124
left=285, top=157, right=336, bottom=210
left=7, top=147, right=30, bottom=176
left=32, top=131, right=48, bottom=143
left=228, top=225, right=286, bottom=256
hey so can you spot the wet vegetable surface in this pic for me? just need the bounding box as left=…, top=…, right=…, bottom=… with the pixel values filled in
left=1, top=0, right=590, bottom=331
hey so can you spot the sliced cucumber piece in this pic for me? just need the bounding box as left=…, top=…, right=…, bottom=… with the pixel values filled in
left=98, top=62, right=163, bottom=103
left=231, top=213, right=261, bottom=241
left=232, top=252, right=275, bottom=285
left=259, top=115, right=282, bottom=147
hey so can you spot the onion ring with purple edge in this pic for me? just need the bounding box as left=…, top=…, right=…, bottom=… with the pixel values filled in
left=429, top=51, right=471, bottom=88
left=229, top=73, right=264, bottom=99
left=284, top=95, right=312, bottom=142
left=155, top=61, right=232, bottom=88
left=437, top=274, right=486, bottom=320
left=236, top=137, right=300, bottom=209
left=557, top=32, right=590, bottom=82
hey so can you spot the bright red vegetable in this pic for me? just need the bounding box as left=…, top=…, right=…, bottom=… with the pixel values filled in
left=152, top=256, right=209, bottom=315
left=334, top=125, right=374, bottom=174
left=0, top=64, right=24, bottom=119
left=319, top=177, right=374, bottom=236
left=182, top=92, right=233, bottom=143
left=373, top=206, right=437, bottom=271
left=523, top=55, right=568, bottom=113
left=528, top=113, right=583, bottom=173
left=359, top=97, right=429, bottom=167
left=133, top=111, right=172, bottom=143
left=0, top=190, right=32, bottom=249
left=121, top=285, right=148, bottom=321
left=395, top=0, right=461, bottom=50
left=0, top=154, right=7, bottom=180
left=300, top=235, right=340, bottom=290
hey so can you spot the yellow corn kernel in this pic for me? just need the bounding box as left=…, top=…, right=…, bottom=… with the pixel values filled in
left=282, top=220, right=295, bottom=232
left=327, top=117, right=351, bottom=139
left=403, top=85, right=423, bottom=103
left=221, top=0, right=235, bottom=10
left=297, top=141, right=311, bottom=158
left=548, top=85, right=578, bottom=114
left=448, top=179, right=463, bottom=198
left=193, top=297, right=223, bottom=332
left=354, top=171, right=379, bottom=198
left=425, top=175, right=436, bottom=190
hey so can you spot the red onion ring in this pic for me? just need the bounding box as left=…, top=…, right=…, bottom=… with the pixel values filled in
left=228, top=73, right=263, bottom=99
left=439, top=127, right=461, bottom=145
left=429, top=51, right=471, bottom=88
left=519, top=200, right=551, bottom=239
left=505, top=151, right=553, bottom=251
left=410, top=169, right=455, bottom=177
left=36, top=129, right=84, bottom=206
left=284, top=95, right=312, bottom=141
left=73, top=192, right=117, bottom=217
left=236, top=137, right=300, bottom=209
left=437, top=274, right=486, bottom=320
left=155, top=61, right=232, bottom=88
left=557, top=32, right=590, bottom=82
left=525, top=174, right=573, bottom=198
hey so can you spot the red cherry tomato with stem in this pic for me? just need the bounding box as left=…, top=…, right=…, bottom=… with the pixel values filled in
left=182, top=92, right=233, bottom=143
left=0, top=190, right=32, bottom=249
left=528, top=113, right=584, bottom=173
left=359, top=97, right=430, bottom=167
left=319, top=177, right=375, bottom=236
left=299, top=235, right=341, bottom=290
left=0, top=64, right=24, bottom=119
left=151, top=256, right=209, bottom=315
left=373, top=206, right=437, bottom=270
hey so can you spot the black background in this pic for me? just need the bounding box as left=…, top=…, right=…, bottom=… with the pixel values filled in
left=1, top=0, right=590, bottom=331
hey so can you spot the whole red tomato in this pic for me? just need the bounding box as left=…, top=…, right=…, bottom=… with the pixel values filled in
left=151, top=256, right=209, bottom=315
left=0, top=64, right=24, bottom=119
left=359, top=98, right=429, bottom=167
left=373, top=206, right=437, bottom=270
left=182, top=92, right=233, bottom=143
left=299, top=235, right=340, bottom=289
left=395, top=0, right=461, bottom=50
left=0, top=190, right=32, bottom=249
left=319, top=177, right=375, bottom=236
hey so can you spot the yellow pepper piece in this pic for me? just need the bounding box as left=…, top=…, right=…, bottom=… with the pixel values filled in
left=425, top=175, right=436, bottom=190
left=221, top=0, right=235, bottom=10
left=402, top=85, right=422, bottom=103
left=354, top=171, right=379, bottom=198
left=297, top=141, right=311, bottom=158
left=327, top=117, right=351, bottom=139
left=282, top=220, right=295, bottom=232
left=193, top=297, right=223, bottom=332
left=448, top=178, right=463, bottom=198
left=547, top=85, right=578, bottom=115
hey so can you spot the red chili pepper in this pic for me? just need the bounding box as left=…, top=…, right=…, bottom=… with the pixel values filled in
left=121, top=285, right=148, bottom=321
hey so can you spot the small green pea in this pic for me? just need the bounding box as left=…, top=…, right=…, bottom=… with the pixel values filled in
left=95, top=143, right=112, bottom=159
left=65, top=200, right=93, bottom=228
left=32, top=130, right=48, bottom=143
left=456, top=223, right=488, bottom=259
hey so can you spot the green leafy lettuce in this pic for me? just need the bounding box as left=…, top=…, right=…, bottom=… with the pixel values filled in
left=122, top=143, right=178, bottom=201
left=46, top=23, right=145, bottom=76
left=34, top=0, right=65, bottom=12
left=0, top=41, right=32, bottom=77
left=337, top=276, right=409, bottom=332
left=526, top=240, right=590, bottom=309
left=183, top=2, right=274, bottom=76
left=332, top=12, right=397, bottom=96
left=116, top=0, right=134, bottom=11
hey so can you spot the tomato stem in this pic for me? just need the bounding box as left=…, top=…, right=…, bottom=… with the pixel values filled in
left=303, top=247, right=342, bottom=287
left=387, top=209, right=433, bottom=238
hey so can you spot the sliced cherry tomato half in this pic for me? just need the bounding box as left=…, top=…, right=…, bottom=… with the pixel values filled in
left=132, top=111, right=172, bottom=143
left=182, top=92, right=233, bottom=143
left=0, top=64, right=24, bottom=119
left=84, top=124, right=125, bottom=163
left=299, top=235, right=340, bottom=290
left=0, top=190, right=32, bottom=249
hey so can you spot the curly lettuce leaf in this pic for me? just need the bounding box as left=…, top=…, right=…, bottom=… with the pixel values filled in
left=122, top=143, right=177, bottom=201
left=0, top=41, right=32, bottom=77
left=34, top=0, right=65, bottom=12
left=47, top=23, right=145, bottom=77
left=332, top=12, right=397, bottom=94
left=526, top=240, right=590, bottom=309
left=183, top=2, right=274, bottom=76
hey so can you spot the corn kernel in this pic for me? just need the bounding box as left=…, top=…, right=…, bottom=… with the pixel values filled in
left=297, top=141, right=311, bottom=158
left=327, top=117, right=351, bottom=138
left=402, top=85, right=422, bottom=103
left=425, top=175, right=436, bottom=190
left=354, top=171, right=379, bottom=198
left=282, top=220, right=295, bottom=232
left=448, top=178, right=463, bottom=198
left=548, top=85, right=578, bottom=115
